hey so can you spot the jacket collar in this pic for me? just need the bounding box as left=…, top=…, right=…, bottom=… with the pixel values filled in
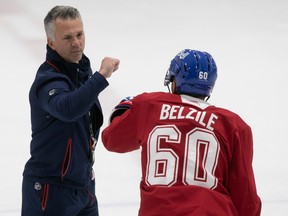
left=45, top=45, right=91, bottom=88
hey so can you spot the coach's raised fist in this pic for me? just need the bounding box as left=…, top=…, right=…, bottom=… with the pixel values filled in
left=99, top=57, right=120, bottom=78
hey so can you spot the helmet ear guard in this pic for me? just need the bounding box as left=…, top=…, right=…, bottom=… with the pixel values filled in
left=164, top=49, right=217, bottom=97
left=164, top=59, right=180, bottom=86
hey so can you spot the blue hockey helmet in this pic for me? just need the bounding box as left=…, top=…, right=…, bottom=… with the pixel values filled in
left=164, top=49, right=217, bottom=97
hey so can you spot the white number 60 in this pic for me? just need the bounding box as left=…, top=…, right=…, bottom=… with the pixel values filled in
left=199, top=71, right=208, bottom=80
left=145, top=125, right=220, bottom=189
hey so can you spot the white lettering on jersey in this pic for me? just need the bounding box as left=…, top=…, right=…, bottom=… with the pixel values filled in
left=159, top=104, right=218, bottom=131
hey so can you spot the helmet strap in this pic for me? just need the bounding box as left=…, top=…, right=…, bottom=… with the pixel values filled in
left=166, top=84, right=171, bottom=93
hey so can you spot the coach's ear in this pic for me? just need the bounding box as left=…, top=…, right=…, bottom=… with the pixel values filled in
left=109, top=96, right=134, bottom=123
left=47, top=38, right=56, bottom=50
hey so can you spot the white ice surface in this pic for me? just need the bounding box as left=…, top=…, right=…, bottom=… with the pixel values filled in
left=1, top=0, right=288, bottom=215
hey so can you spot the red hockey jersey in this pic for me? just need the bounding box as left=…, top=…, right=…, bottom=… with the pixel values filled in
left=102, top=92, right=261, bottom=216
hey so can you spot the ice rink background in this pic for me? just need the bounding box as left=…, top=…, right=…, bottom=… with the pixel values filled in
left=1, top=0, right=287, bottom=215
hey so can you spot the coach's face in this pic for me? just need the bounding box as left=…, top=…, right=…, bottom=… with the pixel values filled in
left=48, top=17, right=85, bottom=63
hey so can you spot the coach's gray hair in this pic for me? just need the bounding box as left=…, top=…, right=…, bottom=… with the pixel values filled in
left=44, top=5, right=82, bottom=40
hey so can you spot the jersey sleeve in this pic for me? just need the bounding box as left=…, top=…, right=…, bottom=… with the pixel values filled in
left=101, top=95, right=145, bottom=153
left=228, top=124, right=262, bottom=215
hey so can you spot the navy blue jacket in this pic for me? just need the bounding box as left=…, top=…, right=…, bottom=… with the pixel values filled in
left=23, top=45, right=108, bottom=188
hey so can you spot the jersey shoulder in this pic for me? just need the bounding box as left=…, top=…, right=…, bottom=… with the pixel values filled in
left=134, top=91, right=182, bottom=104
left=135, top=91, right=172, bottom=99
left=207, top=105, right=250, bottom=129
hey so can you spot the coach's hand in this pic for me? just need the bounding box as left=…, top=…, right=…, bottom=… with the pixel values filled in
left=99, top=57, right=120, bottom=78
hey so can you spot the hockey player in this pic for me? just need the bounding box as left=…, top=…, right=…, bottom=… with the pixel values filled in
left=101, top=49, right=262, bottom=215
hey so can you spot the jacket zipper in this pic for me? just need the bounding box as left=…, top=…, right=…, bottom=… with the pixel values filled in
left=61, top=138, right=72, bottom=180
left=41, top=184, right=49, bottom=211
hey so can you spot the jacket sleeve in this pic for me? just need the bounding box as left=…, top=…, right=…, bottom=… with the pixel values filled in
left=35, top=72, right=108, bottom=122
left=228, top=124, right=262, bottom=216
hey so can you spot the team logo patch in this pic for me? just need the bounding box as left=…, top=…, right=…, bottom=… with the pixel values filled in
left=34, top=182, right=42, bottom=190
left=49, top=89, right=56, bottom=96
